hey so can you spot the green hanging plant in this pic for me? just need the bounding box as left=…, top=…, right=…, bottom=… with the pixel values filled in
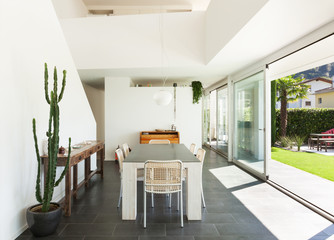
left=191, top=81, right=203, bottom=104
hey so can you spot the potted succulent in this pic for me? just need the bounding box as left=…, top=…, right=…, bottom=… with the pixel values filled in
left=26, top=63, right=71, bottom=237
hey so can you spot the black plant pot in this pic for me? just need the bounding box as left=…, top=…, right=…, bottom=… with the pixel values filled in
left=26, top=202, right=62, bottom=237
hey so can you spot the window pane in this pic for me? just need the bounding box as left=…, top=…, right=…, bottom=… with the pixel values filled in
left=233, top=71, right=265, bottom=174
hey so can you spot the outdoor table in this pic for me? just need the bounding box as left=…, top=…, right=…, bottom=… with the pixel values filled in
left=309, top=133, right=334, bottom=151
left=122, top=144, right=202, bottom=220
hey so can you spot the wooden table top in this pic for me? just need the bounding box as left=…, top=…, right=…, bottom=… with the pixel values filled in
left=41, top=140, right=104, bottom=166
left=124, top=144, right=199, bottom=163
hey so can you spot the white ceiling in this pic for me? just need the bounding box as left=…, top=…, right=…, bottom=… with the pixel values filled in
left=66, top=0, right=334, bottom=89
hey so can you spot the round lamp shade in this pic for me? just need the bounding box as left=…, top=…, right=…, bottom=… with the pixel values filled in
left=153, top=90, right=172, bottom=106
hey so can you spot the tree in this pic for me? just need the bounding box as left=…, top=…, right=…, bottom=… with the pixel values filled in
left=276, top=75, right=310, bottom=137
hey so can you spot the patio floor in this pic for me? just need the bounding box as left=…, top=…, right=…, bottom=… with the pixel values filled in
left=17, top=147, right=334, bottom=240
left=270, top=146, right=334, bottom=217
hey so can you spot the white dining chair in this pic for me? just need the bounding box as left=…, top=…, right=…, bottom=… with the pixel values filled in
left=116, top=148, right=154, bottom=208
left=116, top=148, right=145, bottom=207
left=189, top=143, right=196, bottom=154
left=149, top=139, right=170, bottom=144
left=143, top=160, right=184, bottom=228
left=196, top=148, right=206, bottom=208
left=122, top=143, right=130, bottom=158
left=172, top=148, right=206, bottom=210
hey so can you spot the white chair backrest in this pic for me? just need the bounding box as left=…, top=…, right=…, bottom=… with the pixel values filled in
left=115, top=148, right=124, bottom=172
left=189, top=143, right=196, bottom=154
left=122, top=143, right=130, bottom=157
left=148, top=139, right=171, bottom=144
left=144, top=160, right=182, bottom=194
left=196, top=148, right=206, bottom=164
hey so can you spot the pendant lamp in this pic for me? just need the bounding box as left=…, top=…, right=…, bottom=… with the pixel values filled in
left=153, top=90, right=172, bottom=106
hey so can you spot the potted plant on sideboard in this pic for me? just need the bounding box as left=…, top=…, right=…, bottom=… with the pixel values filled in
left=26, top=63, right=71, bottom=237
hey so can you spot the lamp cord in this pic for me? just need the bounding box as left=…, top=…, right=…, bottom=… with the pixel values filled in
left=159, top=10, right=169, bottom=87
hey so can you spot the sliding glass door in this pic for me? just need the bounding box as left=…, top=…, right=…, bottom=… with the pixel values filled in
left=233, top=71, right=266, bottom=177
left=217, top=86, right=228, bottom=156
left=209, top=91, right=217, bottom=149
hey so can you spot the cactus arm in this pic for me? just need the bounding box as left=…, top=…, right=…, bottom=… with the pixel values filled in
left=44, top=63, right=50, bottom=104
left=48, top=101, right=60, bottom=202
left=58, top=70, right=67, bottom=102
left=53, top=66, right=58, bottom=103
left=42, top=91, right=55, bottom=212
left=32, top=119, right=43, bottom=203
left=55, top=138, right=71, bottom=187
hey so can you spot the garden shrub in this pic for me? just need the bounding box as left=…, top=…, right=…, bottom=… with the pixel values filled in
left=279, top=136, right=294, bottom=148
left=275, top=108, right=334, bottom=139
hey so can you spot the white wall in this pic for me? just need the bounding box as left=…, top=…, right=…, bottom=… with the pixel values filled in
left=0, top=1, right=96, bottom=239
left=105, top=77, right=202, bottom=160
left=51, top=0, right=88, bottom=19
left=83, top=84, right=105, bottom=141
left=205, top=0, right=268, bottom=63
left=59, top=12, right=205, bottom=69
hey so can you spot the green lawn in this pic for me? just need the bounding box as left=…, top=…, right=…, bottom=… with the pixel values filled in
left=271, top=147, right=334, bottom=182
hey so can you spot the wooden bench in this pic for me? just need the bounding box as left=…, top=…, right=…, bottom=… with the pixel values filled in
left=320, top=140, right=334, bottom=152
left=308, top=138, right=330, bottom=149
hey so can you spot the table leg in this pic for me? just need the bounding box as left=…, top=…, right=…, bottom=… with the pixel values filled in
left=122, top=163, right=137, bottom=220
left=186, top=162, right=202, bottom=220
left=85, top=156, right=91, bottom=187
left=100, top=148, right=104, bottom=179
left=73, top=165, right=78, bottom=199
left=64, top=166, right=72, bottom=216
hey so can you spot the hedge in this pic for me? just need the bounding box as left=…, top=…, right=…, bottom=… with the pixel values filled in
left=275, top=108, right=334, bottom=138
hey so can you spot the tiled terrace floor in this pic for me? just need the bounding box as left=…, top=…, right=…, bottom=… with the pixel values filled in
left=17, top=147, right=334, bottom=240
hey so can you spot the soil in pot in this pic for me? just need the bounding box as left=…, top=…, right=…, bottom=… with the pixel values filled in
left=26, top=202, right=62, bottom=237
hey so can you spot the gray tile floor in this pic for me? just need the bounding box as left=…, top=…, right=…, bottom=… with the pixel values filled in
left=17, top=147, right=334, bottom=240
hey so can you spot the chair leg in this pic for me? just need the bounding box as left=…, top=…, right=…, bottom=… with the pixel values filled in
left=144, top=190, right=147, bottom=228
left=151, top=193, right=154, bottom=208
left=201, top=182, right=206, bottom=208
left=169, top=193, right=172, bottom=208
left=117, top=181, right=122, bottom=208
left=177, top=192, right=179, bottom=211
left=180, top=190, right=183, bottom=228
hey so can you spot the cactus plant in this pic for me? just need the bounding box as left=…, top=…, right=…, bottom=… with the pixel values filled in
left=32, top=63, right=71, bottom=212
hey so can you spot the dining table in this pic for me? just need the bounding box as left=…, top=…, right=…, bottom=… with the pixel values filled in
left=122, top=143, right=202, bottom=220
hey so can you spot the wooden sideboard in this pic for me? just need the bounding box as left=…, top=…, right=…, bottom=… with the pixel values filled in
left=41, top=140, right=104, bottom=216
left=140, top=131, right=180, bottom=144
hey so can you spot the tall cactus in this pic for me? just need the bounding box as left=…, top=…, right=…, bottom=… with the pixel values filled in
left=32, top=63, right=71, bottom=212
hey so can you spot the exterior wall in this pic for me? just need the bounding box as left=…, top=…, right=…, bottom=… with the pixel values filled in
left=315, top=92, right=334, bottom=108
left=302, top=81, right=332, bottom=107
left=276, top=80, right=332, bottom=109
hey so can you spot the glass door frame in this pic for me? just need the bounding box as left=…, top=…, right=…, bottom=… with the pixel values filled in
left=202, top=93, right=210, bottom=147
left=216, top=85, right=228, bottom=157
left=231, top=67, right=270, bottom=181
